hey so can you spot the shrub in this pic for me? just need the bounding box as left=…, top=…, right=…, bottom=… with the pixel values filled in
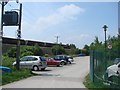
left=2, top=56, right=15, bottom=68
left=20, top=46, right=34, bottom=57
left=44, top=54, right=49, bottom=57
left=52, top=45, right=66, bottom=55
left=7, top=47, right=16, bottom=58
left=33, top=44, right=43, bottom=56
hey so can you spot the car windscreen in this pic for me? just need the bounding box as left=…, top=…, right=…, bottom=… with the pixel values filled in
left=20, top=56, right=28, bottom=61
left=40, top=57, right=46, bottom=61
left=54, top=56, right=64, bottom=59
left=67, top=56, right=73, bottom=59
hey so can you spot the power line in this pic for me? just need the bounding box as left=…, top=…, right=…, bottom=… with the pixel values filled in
left=22, top=5, right=37, bottom=21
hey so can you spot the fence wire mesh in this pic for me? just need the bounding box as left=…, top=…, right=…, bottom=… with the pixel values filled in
left=90, top=49, right=120, bottom=89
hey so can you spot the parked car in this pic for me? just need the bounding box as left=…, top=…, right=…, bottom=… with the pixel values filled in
left=114, top=58, right=120, bottom=64
left=79, top=53, right=85, bottom=56
left=54, top=55, right=69, bottom=65
left=12, top=56, right=47, bottom=71
left=67, top=56, right=74, bottom=64
left=47, top=58, right=61, bottom=67
left=104, top=61, right=120, bottom=84
left=0, top=66, right=12, bottom=73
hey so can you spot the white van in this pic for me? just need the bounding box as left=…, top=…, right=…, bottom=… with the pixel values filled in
left=13, top=56, right=47, bottom=71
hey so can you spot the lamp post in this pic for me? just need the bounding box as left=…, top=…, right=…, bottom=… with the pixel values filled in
left=16, top=3, right=22, bottom=70
left=103, top=25, right=108, bottom=50
left=102, top=25, right=108, bottom=70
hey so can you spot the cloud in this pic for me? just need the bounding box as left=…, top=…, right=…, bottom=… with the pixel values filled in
left=34, top=4, right=85, bottom=31
left=58, top=4, right=84, bottom=19
left=60, top=33, right=91, bottom=48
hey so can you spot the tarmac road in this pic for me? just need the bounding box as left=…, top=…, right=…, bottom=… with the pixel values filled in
left=2, top=56, right=90, bottom=88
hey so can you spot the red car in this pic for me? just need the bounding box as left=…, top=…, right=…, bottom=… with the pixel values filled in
left=47, top=58, right=61, bottom=67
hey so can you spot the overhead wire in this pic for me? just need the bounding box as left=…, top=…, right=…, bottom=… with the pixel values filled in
left=7, top=2, right=38, bottom=24
left=21, top=5, right=39, bottom=26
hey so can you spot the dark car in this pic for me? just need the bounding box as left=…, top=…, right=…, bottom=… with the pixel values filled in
left=54, top=55, right=69, bottom=65
left=79, top=53, right=85, bottom=56
left=47, top=58, right=61, bottom=67
left=67, top=56, right=74, bottom=64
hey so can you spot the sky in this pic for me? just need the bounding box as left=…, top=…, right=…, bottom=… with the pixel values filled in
left=0, top=0, right=119, bottom=48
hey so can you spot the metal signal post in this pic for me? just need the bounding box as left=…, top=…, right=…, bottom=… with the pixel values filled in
left=0, top=1, right=7, bottom=66
left=0, top=1, right=22, bottom=70
left=16, top=3, right=22, bottom=70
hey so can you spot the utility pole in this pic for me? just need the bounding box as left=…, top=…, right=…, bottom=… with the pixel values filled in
left=16, top=3, right=22, bottom=70
left=55, top=36, right=60, bottom=44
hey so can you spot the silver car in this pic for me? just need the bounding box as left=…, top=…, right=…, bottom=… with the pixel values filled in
left=13, top=56, right=47, bottom=71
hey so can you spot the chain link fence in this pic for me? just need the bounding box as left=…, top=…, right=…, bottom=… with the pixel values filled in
left=90, top=49, right=120, bottom=89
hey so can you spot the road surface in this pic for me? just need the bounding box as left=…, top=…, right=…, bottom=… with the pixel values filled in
left=2, top=56, right=90, bottom=88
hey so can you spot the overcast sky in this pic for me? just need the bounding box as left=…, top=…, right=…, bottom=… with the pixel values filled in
left=1, top=0, right=119, bottom=48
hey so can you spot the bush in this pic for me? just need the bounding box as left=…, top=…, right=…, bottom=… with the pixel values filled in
left=5, top=45, right=44, bottom=58
left=44, top=54, right=49, bottom=57
left=52, top=45, right=66, bottom=55
left=33, top=44, right=43, bottom=56
left=2, top=56, right=16, bottom=68
left=7, top=47, right=16, bottom=58
left=2, top=56, right=33, bottom=85
left=20, top=46, right=34, bottom=57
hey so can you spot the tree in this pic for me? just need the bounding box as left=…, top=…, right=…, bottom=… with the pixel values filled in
left=89, top=36, right=103, bottom=50
left=33, top=44, right=43, bottom=56
left=83, top=44, right=90, bottom=55
left=52, top=45, right=66, bottom=55
left=69, top=44, right=76, bottom=49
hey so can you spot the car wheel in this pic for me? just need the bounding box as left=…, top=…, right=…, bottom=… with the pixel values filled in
left=57, top=65, right=60, bottom=67
left=41, top=68, right=45, bottom=71
left=61, top=62, right=65, bottom=65
left=68, top=61, right=71, bottom=64
left=33, top=66, right=39, bottom=71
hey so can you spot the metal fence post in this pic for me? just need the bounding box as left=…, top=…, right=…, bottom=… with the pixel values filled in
left=90, top=50, right=95, bottom=82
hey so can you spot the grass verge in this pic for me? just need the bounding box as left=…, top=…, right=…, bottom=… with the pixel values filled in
left=2, top=56, right=34, bottom=85
left=83, top=74, right=110, bottom=90
left=2, top=68, right=33, bottom=85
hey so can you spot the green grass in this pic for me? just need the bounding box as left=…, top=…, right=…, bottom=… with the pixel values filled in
left=1, top=56, right=34, bottom=85
left=2, top=68, right=33, bottom=85
left=83, top=74, right=110, bottom=90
